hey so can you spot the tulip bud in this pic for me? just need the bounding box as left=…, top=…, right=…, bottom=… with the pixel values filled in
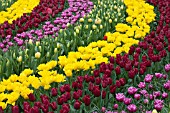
left=88, top=18, right=92, bottom=22
left=67, top=42, right=70, bottom=47
left=59, top=29, right=62, bottom=33
left=90, top=30, right=92, bottom=35
left=85, top=25, right=88, bottom=29
left=114, top=6, right=117, bottom=9
left=114, top=18, right=117, bottom=22
left=54, top=48, right=58, bottom=53
left=35, top=52, right=41, bottom=59
left=94, top=5, right=96, bottom=9
left=6, top=60, right=10, bottom=67
left=121, top=5, right=124, bottom=9
left=38, top=46, right=41, bottom=52
left=79, top=18, right=84, bottom=22
left=118, top=13, right=121, bottom=16
left=46, top=52, right=50, bottom=57
left=92, top=25, right=97, bottom=30
left=109, top=19, right=112, bottom=23
left=76, top=29, right=79, bottom=34
left=17, top=56, right=22, bottom=62
left=28, top=39, right=33, bottom=45
left=100, top=25, right=103, bottom=29
left=74, top=32, right=76, bottom=37
left=64, top=31, right=67, bottom=37
left=57, top=43, right=60, bottom=48
left=36, top=41, right=40, bottom=46
left=117, top=8, right=121, bottom=12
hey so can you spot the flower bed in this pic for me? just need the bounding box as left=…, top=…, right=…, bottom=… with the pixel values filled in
left=0, top=0, right=169, bottom=112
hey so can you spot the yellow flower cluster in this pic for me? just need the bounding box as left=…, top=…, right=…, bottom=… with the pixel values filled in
left=0, top=61, right=65, bottom=109
left=58, top=39, right=139, bottom=77
left=58, top=0, right=156, bottom=77
left=0, top=0, right=40, bottom=24
left=112, top=0, right=156, bottom=39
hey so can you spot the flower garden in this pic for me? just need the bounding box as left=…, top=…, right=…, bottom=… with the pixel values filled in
left=0, top=0, right=169, bottom=112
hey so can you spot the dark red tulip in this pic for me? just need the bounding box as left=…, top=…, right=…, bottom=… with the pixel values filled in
left=95, top=77, right=101, bottom=85
left=109, top=57, right=114, bottom=63
left=57, top=97, right=64, bottom=105
left=62, top=104, right=70, bottom=112
left=72, top=81, right=78, bottom=89
left=128, top=70, right=136, bottom=79
left=50, top=102, right=57, bottom=110
left=64, top=84, right=71, bottom=92
left=0, top=106, right=4, bottom=113
left=93, top=86, right=101, bottom=97
left=51, top=88, right=58, bottom=96
left=115, top=66, right=121, bottom=75
left=30, top=106, right=39, bottom=113
left=73, top=91, right=80, bottom=100
left=83, top=95, right=91, bottom=106
left=28, top=93, right=36, bottom=102
left=102, top=90, right=107, bottom=99
left=110, top=85, right=117, bottom=94
left=119, top=78, right=126, bottom=86
left=12, top=106, right=19, bottom=113
left=116, top=80, right=121, bottom=88
left=34, top=101, right=42, bottom=108
left=93, top=70, right=100, bottom=77
left=60, top=86, right=65, bottom=93
left=107, top=63, right=114, bottom=70
left=74, top=100, right=81, bottom=110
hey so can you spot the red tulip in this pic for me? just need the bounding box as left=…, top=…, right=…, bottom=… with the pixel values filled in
left=102, top=90, right=106, bottom=99
left=74, top=100, right=81, bottom=110
left=51, top=88, right=58, bottom=96
left=50, top=102, right=57, bottom=110
left=115, top=66, right=121, bottom=75
left=103, top=36, right=107, bottom=40
left=0, top=106, right=4, bottom=113
left=93, top=69, right=100, bottom=77
left=110, top=85, right=117, bottom=94
left=83, top=95, right=91, bottom=106
left=12, top=106, right=19, bottom=113
left=64, top=84, right=71, bottom=92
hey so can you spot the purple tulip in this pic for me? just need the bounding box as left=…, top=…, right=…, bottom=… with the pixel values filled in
left=144, top=74, right=153, bottom=83
left=162, top=92, right=168, bottom=98
left=127, top=104, right=137, bottom=112
left=138, top=82, right=146, bottom=88
left=116, top=93, right=125, bottom=102
left=128, top=87, right=138, bottom=95
left=155, top=73, right=163, bottom=78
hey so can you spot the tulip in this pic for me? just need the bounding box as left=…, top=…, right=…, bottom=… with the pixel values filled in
left=74, top=100, right=81, bottom=110
left=116, top=93, right=125, bottom=102
left=50, top=102, right=57, bottom=110
left=12, top=106, right=19, bottom=113
left=134, top=94, right=140, bottom=100
left=113, top=104, right=118, bottom=110
left=35, top=52, right=41, bottom=59
left=127, top=104, right=137, bottom=112
left=102, top=90, right=106, bottom=99
left=162, top=92, right=168, bottom=98
left=51, top=88, right=58, bottom=96
left=138, top=82, right=146, bottom=88
left=83, top=95, right=91, bottom=106
left=0, top=107, right=4, bottom=113
left=128, top=87, right=138, bottom=95
left=115, top=66, right=121, bottom=75
left=28, top=93, right=36, bottom=102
